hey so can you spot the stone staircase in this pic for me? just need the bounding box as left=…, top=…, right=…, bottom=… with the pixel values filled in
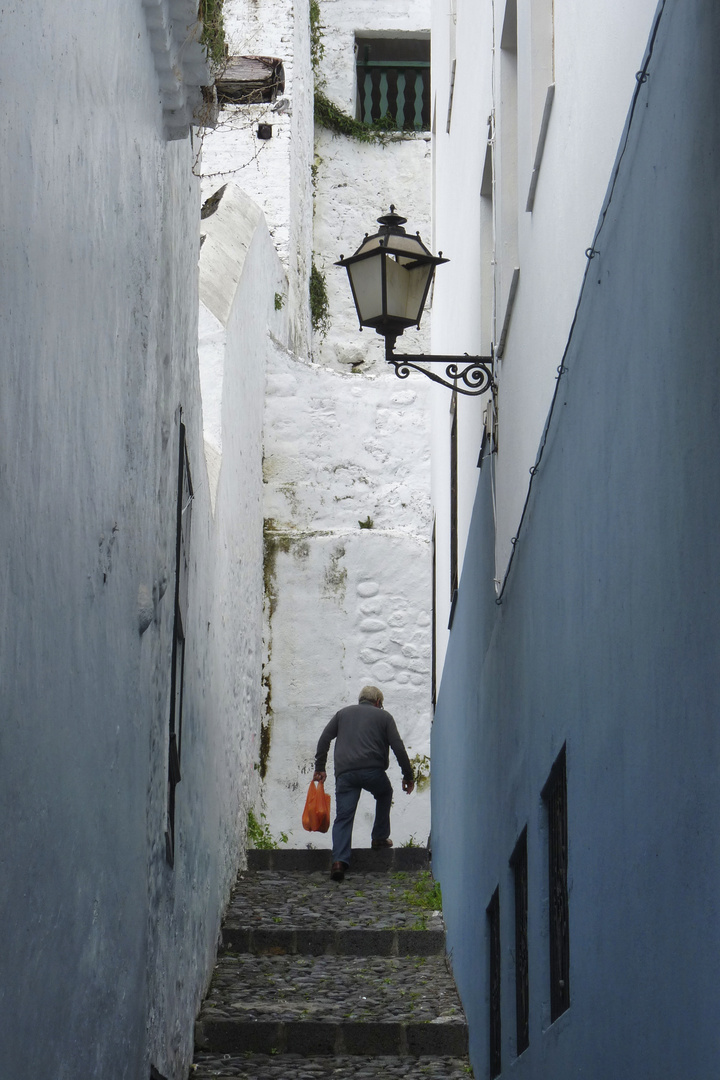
left=190, top=848, right=472, bottom=1079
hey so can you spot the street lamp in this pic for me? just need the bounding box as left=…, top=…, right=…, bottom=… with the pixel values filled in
left=336, top=206, right=494, bottom=396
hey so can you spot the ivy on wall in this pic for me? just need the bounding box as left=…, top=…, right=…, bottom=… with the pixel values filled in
left=310, top=1, right=396, bottom=144
left=199, top=0, right=227, bottom=69
left=310, top=260, right=330, bottom=336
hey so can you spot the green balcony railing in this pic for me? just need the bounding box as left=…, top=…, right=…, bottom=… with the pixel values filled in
left=356, top=60, right=431, bottom=131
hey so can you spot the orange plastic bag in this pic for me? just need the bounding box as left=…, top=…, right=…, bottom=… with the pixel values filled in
left=302, top=780, right=331, bottom=833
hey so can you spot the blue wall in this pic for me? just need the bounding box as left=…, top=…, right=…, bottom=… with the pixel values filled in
left=432, top=3, right=720, bottom=1076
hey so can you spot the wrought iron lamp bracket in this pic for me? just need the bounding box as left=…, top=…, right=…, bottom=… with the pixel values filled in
left=385, top=338, right=495, bottom=397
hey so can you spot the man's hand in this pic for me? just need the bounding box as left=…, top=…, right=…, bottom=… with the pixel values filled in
left=402, top=778, right=415, bottom=794
left=313, top=770, right=327, bottom=784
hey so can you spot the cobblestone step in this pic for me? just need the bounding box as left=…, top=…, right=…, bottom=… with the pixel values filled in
left=189, top=849, right=472, bottom=1078
left=220, top=867, right=444, bottom=956
left=197, top=955, right=464, bottom=1025
left=190, top=1053, right=472, bottom=1079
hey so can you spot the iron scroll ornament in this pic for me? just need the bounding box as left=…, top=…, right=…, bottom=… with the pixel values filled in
left=385, top=351, right=495, bottom=397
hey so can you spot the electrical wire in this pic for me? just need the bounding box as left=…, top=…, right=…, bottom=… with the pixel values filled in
left=494, top=0, right=669, bottom=606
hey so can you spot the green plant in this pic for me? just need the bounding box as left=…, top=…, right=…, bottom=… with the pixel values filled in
left=400, top=834, right=419, bottom=847
left=198, top=0, right=227, bottom=70
left=358, top=516, right=374, bottom=529
left=314, top=89, right=399, bottom=144
left=393, top=869, right=442, bottom=913
left=247, top=808, right=288, bottom=849
left=310, top=260, right=330, bottom=335
left=274, top=292, right=284, bottom=311
left=410, top=752, right=431, bottom=791
left=309, top=0, right=325, bottom=72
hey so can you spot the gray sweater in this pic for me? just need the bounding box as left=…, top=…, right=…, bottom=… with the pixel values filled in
left=314, top=702, right=414, bottom=782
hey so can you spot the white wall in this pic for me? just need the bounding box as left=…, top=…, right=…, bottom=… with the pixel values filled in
left=431, top=0, right=661, bottom=673
left=0, top=4, right=266, bottom=1077
left=198, top=180, right=291, bottom=848
left=261, top=353, right=433, bottom=847
left=312, top=0, right=432, bottom=373
left=199, top=0, right=435, bottom=847
left=253, top=0, right=435, bottom=849
left=199, top=0, right=314, bottom=357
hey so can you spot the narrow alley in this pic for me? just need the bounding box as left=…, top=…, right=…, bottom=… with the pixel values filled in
left=190, top=847, right=470, bottom=1078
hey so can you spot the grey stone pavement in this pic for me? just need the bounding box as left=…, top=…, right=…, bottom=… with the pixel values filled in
left=190, top=849, right=472, bottom=1079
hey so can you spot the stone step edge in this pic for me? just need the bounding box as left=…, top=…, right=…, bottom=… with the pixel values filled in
left=189, top=1053, right=472, bottom=1077
left=195, top=1018, right=468, bottom=1058
left=247, top=848, right=430, bottom=872
left=220, top=926, right=445, bottom=956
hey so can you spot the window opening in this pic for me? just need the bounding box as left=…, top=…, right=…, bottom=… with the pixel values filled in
left=450, top=392, right=458, bottom=603
left=166, top=419, right=193, bottom=867
left=355, top=36, right=430, bottom=130
left=510, top=827, right=529, bottom=1055
left=215, top=56, right=285, bottom=104
left=497, top=0, right=519, bottom=333
left=431, top=519, right=437, bottom=707
left=542, top=744, right=570, bottom=1020
left=480, top=138, right=494, bottom=355
left=487, top=886, right=502, bottom=1078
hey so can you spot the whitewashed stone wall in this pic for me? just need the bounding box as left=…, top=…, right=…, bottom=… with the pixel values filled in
left=199, top=0, right=434, bottom=847
left=312, top=0, right=432, bottom=373
left=199, top=0, right=313, bottom=356
left=254, top=0, right=435, bottom=848
left=261, top=348, right=433, bottom=847
left=198, top=181, right=291, bottom=840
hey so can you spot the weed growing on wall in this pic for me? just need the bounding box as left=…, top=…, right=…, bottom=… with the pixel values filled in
left=409, top=753, right=431, bottom=791
left=199, top=0, right=227, bottom=70
left=310, top=260, right=330, bottom=335
left=310, top=0, right=325, bottom=73
left=247, top=809, right=288, bottom=849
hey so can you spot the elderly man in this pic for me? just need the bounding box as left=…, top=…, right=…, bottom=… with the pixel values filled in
left=313, top=685, right=415, bottom=882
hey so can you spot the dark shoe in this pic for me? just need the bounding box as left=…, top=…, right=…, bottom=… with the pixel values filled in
left=371, top=838, right=393, bottom=849
left=331, top=861, right=347, bottom=881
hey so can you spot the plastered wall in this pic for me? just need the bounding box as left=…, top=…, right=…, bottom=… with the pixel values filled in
left=0, top=5, right=269, bottom=1077
left=200, top=0, right=435, bottom=846
left=432, top=2, right=720, bottom=1075
left=261, top=350, right=433, bottom=846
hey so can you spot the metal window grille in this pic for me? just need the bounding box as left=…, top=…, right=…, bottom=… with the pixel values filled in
left=542, top=744, right=570, bottom=1020
left=487, top=886, right=502, bottom=1078
left=510, top=827, right=529, bottom=1055
left=166, top=419, right=193, bottom=867
left=355, top=38, right=430, bottom=130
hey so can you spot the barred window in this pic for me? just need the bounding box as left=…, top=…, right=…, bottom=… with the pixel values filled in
left=542, top=744, right=570, bottom=1020
left=166, top=419, right=193, bottom=868
left=355, top=36, right=430, bottom=131
left=487, top=887, right=502, bottom=1079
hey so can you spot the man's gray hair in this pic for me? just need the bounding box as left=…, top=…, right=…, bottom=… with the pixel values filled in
left=359, top=685, right=383, bottom=706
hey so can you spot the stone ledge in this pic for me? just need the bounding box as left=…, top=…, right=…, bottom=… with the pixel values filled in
left=220, top=926, right=445, bottom=956
left=195, top=1019, right=468, bottom=1057
left=247, top=847, right=430, bottom=872
left=190, top=1053, right=473, bottom=1079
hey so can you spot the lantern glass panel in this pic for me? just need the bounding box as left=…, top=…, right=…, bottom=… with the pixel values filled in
left=385, top=256, right=433, bottom=324
left=383, top=234, right=431, bottom=258
left=348, top=255, right=384, bottom=324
